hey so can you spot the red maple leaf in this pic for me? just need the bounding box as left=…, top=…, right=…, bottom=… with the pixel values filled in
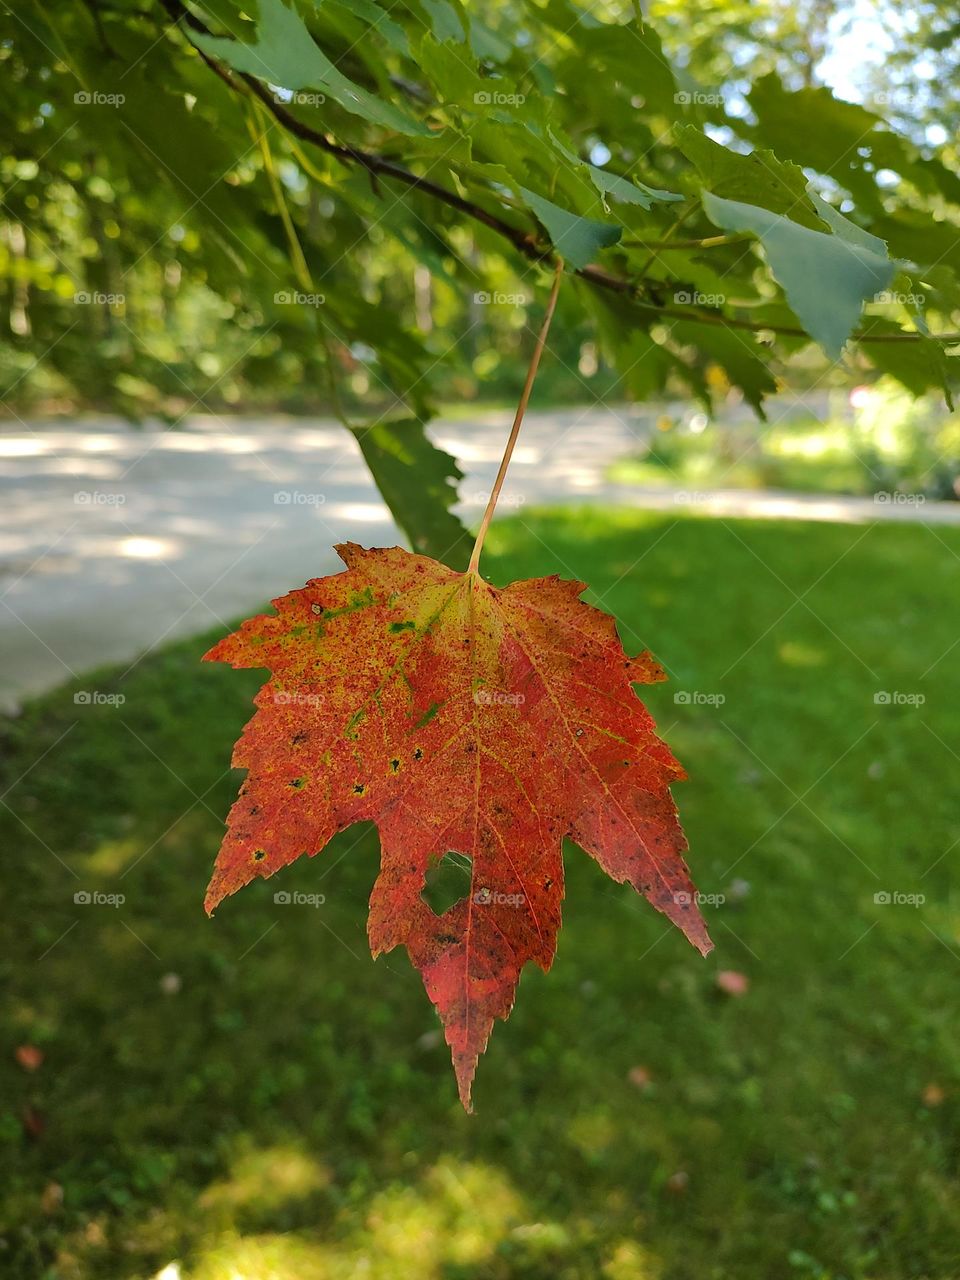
left=205, top=544, right=711, bottom=1108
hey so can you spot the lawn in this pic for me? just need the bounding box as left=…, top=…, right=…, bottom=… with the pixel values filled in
left=2, top=508, right=959, bottom=1280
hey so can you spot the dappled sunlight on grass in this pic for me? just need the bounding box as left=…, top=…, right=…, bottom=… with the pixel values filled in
left=199, top=1143, right=331, bottom=1219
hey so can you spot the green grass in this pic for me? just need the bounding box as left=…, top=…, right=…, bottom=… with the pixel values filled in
left=2, top=508, right=959, bottom=1280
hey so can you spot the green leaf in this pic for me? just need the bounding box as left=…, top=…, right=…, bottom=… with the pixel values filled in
left=549, top=130, right=682, bottom=210
left=518, top=188, right=621, bottom=269
left=805, top=187, right=889, bottom=257
left=415, top=0, right=467, bottom=44
left=351, top=418, right=471, bottom=568
left=323, top=0, right=411, bottom=57
left=675, top=125, right=824, bottom=228
left=417, top=34, right=483, bottom=104
left=701, top=191, right=897, bottom=359
left=190, top=0, right=431, bottom=136
left=859, top=318, right=956, bottom=409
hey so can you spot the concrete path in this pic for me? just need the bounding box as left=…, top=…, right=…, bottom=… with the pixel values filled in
left=2, top=408, right=958, bottom=710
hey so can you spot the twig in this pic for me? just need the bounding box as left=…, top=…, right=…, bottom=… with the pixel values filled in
left=468, top=260, right=564, bottom=576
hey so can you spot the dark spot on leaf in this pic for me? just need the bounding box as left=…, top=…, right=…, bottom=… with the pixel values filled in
left=353, top=783, right=366, bottom=795
left=413, top=747, right=424, bottom=761
left=292, top=731, right=308, bottom=745
left=252, top=850, right=266, bottom=862
left=390, top=758, right=401, bottom=772
left=290, top=777, right=305, bottom=789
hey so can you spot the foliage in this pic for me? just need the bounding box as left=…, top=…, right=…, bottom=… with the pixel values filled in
left=609, top=389, right=960, bottom=499
left=4, top=2, right=960, bottom=552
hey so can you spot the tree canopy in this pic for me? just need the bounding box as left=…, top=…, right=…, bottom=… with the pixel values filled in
left=4, top=0, right=959, bottom=562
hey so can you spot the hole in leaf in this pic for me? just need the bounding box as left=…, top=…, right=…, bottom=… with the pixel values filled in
left=421, top=852, right=472, bottom=916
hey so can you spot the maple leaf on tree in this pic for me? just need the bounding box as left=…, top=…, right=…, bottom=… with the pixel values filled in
left=204, top=542, right=711, bottom=1108
left=205, top=262, right=710, bottom=1108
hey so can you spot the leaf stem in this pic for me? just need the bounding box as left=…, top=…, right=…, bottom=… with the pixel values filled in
left=467, top=260, right=564, bottom=577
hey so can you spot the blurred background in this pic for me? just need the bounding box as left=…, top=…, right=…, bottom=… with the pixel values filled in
left=2, top=2, right=960, bottom=1278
